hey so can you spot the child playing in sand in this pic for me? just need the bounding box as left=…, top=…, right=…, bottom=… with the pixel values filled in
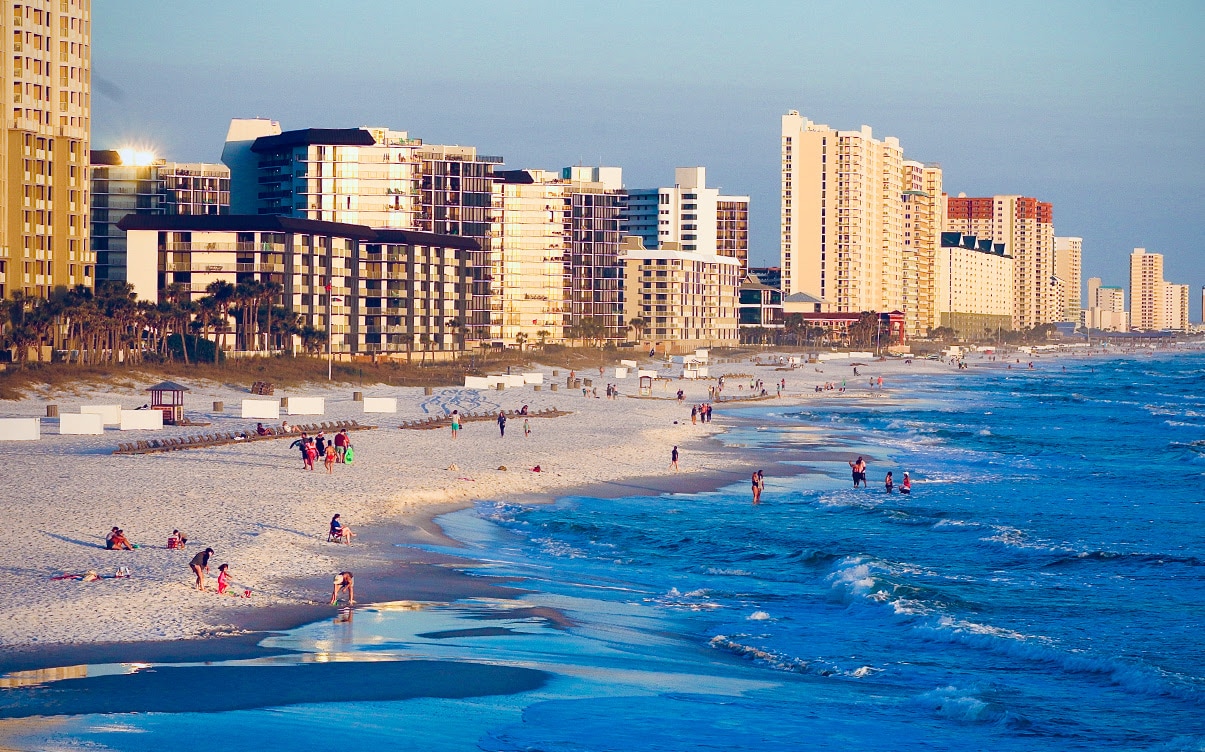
left=217, top=563, right=231, bottom=594
left=523, top=417, right=530, bottom=437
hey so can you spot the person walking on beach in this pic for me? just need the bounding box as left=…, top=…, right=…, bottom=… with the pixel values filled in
left=304, top=438, right=317, bottom=471
left=497, top=410, right=507, bottom=437
left=885, top=471, right=894, bottom=494
left=324, top=442, right=337, bottom=473
left=670, top=445, right=680, bottom=472
left=290, top=433, right=310, bottom=468
left=189, top=547, right=214, bottom=591
left=450, top=410, right=460, bottom=440
left=848, top=457, right=867, bottom=488
left=523, top=417, right=531, bottom=437
left=331, top=571, right=354, bottom=605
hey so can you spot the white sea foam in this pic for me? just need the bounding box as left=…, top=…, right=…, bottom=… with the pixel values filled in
left=747, top=611, right=772, bottom=621
left=705, top=567, right=752, bottom=577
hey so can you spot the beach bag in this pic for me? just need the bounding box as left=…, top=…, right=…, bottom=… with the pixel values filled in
left=344, top=446, right=354, bottom=464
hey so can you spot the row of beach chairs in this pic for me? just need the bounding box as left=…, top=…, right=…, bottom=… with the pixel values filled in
left=113, top=419, right=374, bottom=455
left=398, top=407, right=565, bottom=430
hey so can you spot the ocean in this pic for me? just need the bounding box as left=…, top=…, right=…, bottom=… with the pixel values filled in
left=4, top=350, right=1203, bottom=751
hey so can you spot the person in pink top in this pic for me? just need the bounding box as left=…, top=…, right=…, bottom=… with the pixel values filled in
left=217, top=563, right=231, bottom=594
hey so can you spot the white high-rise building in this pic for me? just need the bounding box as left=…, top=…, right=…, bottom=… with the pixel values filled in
left=780, top=112, right=905, bottom=314
left=652, top=167, right=749, bottom=273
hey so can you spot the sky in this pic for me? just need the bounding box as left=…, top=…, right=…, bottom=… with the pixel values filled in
left=93, top=0, right=1205, bottom=321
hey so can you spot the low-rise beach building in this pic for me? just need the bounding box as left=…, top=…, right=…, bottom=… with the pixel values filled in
left=117, top=214, right=473, bottom=359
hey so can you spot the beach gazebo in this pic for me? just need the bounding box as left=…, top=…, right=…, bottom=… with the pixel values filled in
left=146, top=381, right=190, bottom=425
left=639, top=375, right=653, bottom=396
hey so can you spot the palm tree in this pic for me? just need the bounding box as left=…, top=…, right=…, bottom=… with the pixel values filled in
left=628, top=317, right=647, bottom=344
left=260, top=280, right=283, bottom=352
left=233, top=281, right=259, bottom=351
left=515, top=332, right=528, bottom=352
left=536, top=329, right=550, bottom=348
left=206, top=280, right=235, bottom=356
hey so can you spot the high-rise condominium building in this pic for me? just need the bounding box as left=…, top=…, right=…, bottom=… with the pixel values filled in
left=620, top=237, right=741, bottom=351
left=1164, top=282, right=1189, bottom=331
left=1, top=0, right=91, bottom=299
left=901, top=161, right=943, bottom=338
left=221, top=119, right=503, bottom=342
left=1129, top=248, right=1164, bottom=331
left=945, top=194, right=1056, bottom=330
left=1085, top=277, right=1128, bottom=331
left=90, top=149, right=229, bottom=283
left=624, top=167, right=749, bottom=273
left=416, top=144, right=501, bottom=342
left=622, top=188, right=660, bottom=252
left=780, top=112, right=905, bottom=314
left=492, top=169, right=572, bottom=344
left=935, top=232, right=1013, bottom=338
left=489, top=167, right=625, bottom=345
left=1054, top=236, right=1082, bottom=324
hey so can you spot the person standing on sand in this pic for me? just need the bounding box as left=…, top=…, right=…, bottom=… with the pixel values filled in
left=304, top=438, right=317, bottom=471
left=334, top=429, right=350, bottom=462
left=691, top=405, right=698, bottom=425
left=331, top=571, right=354, bottom=605
left=523, top=417, right=531, bottom=437
left=497, top=411, right=507, bottom=437
left=189, top=548, right=214, bottom=591
left=324, top=443, right=337, bottom=473
left=450, top=410, right=460, bottom=439
left=670, top=445, right=680, bottom=472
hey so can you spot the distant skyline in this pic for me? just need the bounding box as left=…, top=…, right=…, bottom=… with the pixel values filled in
left=94, top=0, right=1205, bottom=320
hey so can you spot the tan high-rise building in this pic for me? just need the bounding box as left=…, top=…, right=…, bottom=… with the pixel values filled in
left=780, top=111, right=905, bottom=314
left=1129, top=248, right=1165, bottom=331
left=620, top=237, right=741, bottom=351
left=1164, top=282, right=1189, bottom=331
left=1054, top=236, right=1082, bottom=323
left=946, top=195, right=1056, bottom=330
left=492, top=169, right=570, bottom=344
left=1085, top=277, right=1129, bottom=332
left=1, top=0, right=91, bottom=299
left=902, top=161, right=943, bottom=338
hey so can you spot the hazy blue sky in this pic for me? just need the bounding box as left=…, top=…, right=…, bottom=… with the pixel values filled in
left=94, top=0, right=1204, bottom=319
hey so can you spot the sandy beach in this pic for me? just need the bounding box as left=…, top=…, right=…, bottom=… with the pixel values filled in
left=0, top=352, right=1004, bottom=664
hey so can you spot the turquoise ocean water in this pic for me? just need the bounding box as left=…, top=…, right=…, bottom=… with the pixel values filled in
left=4, top=351, right=1203, bottom=750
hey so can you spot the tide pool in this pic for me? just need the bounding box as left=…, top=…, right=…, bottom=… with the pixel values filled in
left=4, top=351, right=1203, bottom=751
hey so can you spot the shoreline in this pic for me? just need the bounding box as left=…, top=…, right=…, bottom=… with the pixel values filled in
left=2, top=347, right=1185, bottom=674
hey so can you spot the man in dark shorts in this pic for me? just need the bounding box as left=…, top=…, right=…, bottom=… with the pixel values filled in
left=848, top=457, right=867, bottom=488
left=190, top=547, right=214, bottom=591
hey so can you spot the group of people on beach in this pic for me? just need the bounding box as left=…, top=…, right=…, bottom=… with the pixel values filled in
left=690, top=403, right=714, bottom=424
left=848, top=457, right=911, bottom=494
left=289, top=429, right=353, bottom=472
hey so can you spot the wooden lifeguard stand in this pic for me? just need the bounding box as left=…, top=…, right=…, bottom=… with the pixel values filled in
left=639, top=375, right=653, bottom=396
left=146, top=381, right=190, bottom=425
